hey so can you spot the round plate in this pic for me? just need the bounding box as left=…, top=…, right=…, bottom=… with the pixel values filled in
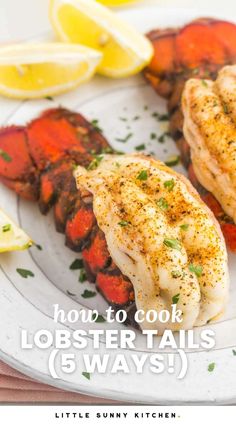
left=1, top=7, right=236, bottom=404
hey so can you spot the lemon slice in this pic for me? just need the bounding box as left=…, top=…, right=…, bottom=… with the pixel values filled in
left=0, top=43, right=102, bottom=99
left=50, top=0, right=153, bottom=77
left=0, top=208, right=32, bottom=253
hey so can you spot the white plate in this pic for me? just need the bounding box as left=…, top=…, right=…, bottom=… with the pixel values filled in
left=1, top=7, right=236, bottom=405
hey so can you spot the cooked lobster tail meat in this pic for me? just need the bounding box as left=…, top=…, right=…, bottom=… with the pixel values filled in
left=144, top=17, right=236, bottom=251
left=75, top=153, right=229, bottom=332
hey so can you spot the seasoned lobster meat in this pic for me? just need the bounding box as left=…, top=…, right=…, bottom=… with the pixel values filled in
left=182, top=66, right=236, bottom=225
left=144, top=17, right=236, bottom=251
left=75, top=154, right=229, bottom=332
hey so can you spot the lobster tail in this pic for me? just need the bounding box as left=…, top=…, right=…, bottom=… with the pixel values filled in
left=0, top=107, right=136, bottom=319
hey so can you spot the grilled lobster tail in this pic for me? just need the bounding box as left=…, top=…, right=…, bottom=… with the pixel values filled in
left=0, top=107, right=136, bottom=320
left=144, top=18, right=236, bottom=251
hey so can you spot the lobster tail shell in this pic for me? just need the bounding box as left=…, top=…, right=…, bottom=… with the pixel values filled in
left=0, top=107, right=136, bottom=320
left=144, top=17, right=236, bottom=251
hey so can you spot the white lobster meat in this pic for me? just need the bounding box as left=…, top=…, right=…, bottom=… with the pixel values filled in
left=75, top=154, right=229, bottom=332
left=182, top=65, right=236, bottom=224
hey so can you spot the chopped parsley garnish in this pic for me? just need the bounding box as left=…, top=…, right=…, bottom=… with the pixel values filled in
left=81, top=289, right=97, bottom=299
left=45, top=96, right=54, bottom=101
left=2, top=224, right=11, bottom=232
left=223, top=103, right=229, bottom=114
left=118, top=220, right=129, bottom=227
left=101, top=146, right=113, bottom=154
left=157, top=197, right=168, bottom=211
left=165, top=155, right=180, bottom=167
left=79, top=269, right=87, bottom=283
left=16, top=268, right=34, bottom=279
left=135, top=143, right=146, bottom=151
left=133, top=115, right=140, bottom=121
left=189, top=263, right=203, bottom=278
left=92, top=313, right=106, bottom=323
left=164, top=179, right=175, bottom=192
left=115, top=133, right=133, bottom=143
left=70, top=259, right=83, bottom=270
left=87, top=154, right=103, bottom=170
left=164, top=238, right=181, bottom=251
left=137, top=170, right=148, bottom=181
left=208, top=362, right=215, bottom=372
left=201, top=79, right=208, bottom=87
left=152, top=112, right=169, bottom=121
left=0, top=149, right=12, bottom=163
left=172, top=293, right=180, bottom=304
left=171, top=271, right=182, bottom=279
left=158, top=132, right=170, bottom=143
left=180, top=224, right=189, bottom=231
left=144, top=105, right=148, bottom=110
left=232, top=349, right=236, bottom=356
left=82, top=372, right=91, bottom=380
left=119, top=117, right=127, bottom=122
left=150, top=132, right=157, bottom=140
left=91, top=119, right=103, bottom=133
left=66, top=290, right=76, bottom=297
left=158, top=113, right=169, bottom=121
left=36, top=244, right=43, bottom=250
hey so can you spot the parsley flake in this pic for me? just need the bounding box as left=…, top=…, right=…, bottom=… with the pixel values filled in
left=0, top=149, right=12, bottom=162
left=164, top=238, right=181, bottom=251
left=92, top=313, right=106, bottom=323
left=208, top=362, right=215, bottom=372
left=79, top=269, right=87, bottom=283
left=189, top=263, right=203, bottom=278
left=223, top=103, right=229, bottom=114
left=137, top=170, right=148, bottom=181
left=135, top=143, right=146, bottom=151
left=17, top=268, right=34, bottom=279
left=118, top=220, right=129, bottom=227
left=91, top=119, right=103, bottom=133
left=87, top=155, right=103, bottom=170
left=82, top=372, right=91, bottom=380
left=165, top=155, right=180, bottom=167
left=70, top=259, right=83, bottom=270
left=158, top=132, right=170, bottom=143
left=164, top=179, right=175, bottom=192
left=157, top=197, right=168, bottom=211
left=45, top=96, right=54, bottom=101
left=2, top=224, right=11, bottom=232
left=180, top=224, right=189, bottom=231
left=172, top=293, right=180, bottom=304
left=115, top=133, right=133, bottom=143
left=81, top=289, right=97, bottom=299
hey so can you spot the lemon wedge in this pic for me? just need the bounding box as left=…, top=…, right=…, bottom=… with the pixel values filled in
left=0, top=208, right=32, bottom=253
left=50, top=0, right=153, bottom=77
left=0, top=43, right=102, bottom=99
